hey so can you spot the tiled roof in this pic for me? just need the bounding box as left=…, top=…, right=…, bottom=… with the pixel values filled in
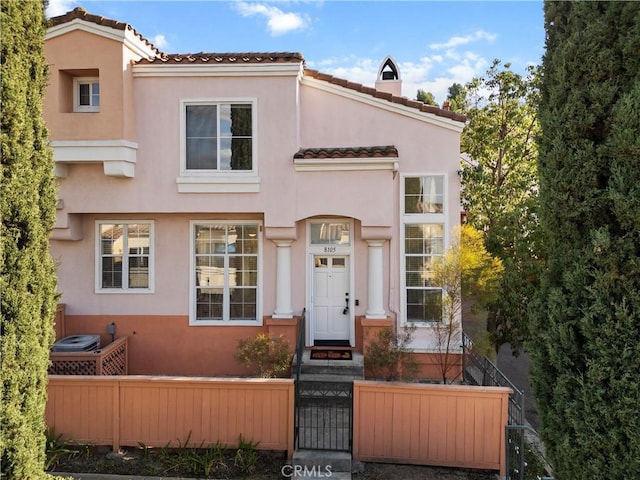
left=48, top=7, right=161, bottom=56
left=137, top=52, right=304, bottom=64
left=293, top=146, right=399, bottom=159
left=304, top=69, right=467, bottom=123
left=49, top=9, right=465, bottom=123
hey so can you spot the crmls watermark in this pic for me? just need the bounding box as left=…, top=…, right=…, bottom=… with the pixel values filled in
left=281, top=464, right=333, bottom=478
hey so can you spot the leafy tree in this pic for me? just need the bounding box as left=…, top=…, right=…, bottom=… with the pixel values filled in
left=445, top=82, right=464, bottom=112
left=1, top=1, right=58, bottom=478
left=432, top=225, right=503, bottom=383
left=416, top=88, right=437, bottom=106
left=530, top=2, right=640, bottom=478
left=459, top=60, right=543, bottom=353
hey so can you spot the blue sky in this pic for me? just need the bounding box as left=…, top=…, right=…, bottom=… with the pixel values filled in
left=46, top=0, right=544, bottom=104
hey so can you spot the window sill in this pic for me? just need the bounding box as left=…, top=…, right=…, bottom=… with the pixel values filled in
left=96, top=289, right=154, bottom=294
left=189, top=319, right=262, bottom=327
left=176, top=175, right=260, bottom=193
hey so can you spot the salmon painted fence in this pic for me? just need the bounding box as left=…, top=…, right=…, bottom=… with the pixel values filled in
left=46, top=376, right=295, bottom=456
left=47, top=377, right=509, bottom=473
left=353, top=381, right=511, bottom=476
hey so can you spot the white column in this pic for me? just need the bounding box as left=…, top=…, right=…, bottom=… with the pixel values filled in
left=272, top=240, right=293, bottom=318
left=365, top=240, right=387, bottom=318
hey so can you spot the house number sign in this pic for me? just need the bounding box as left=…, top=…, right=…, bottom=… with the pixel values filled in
left=323, top=246, right=337, bottom=253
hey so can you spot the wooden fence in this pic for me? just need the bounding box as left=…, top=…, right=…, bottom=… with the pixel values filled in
left=46, top=376, right=295, bottom=456
left=353, top=381, right=510, bottom=476
left=46, top=377, right=509, bottom=474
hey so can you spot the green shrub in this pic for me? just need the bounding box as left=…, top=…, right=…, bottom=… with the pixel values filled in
left=235, top=333, right=291, bottom=378
left=365, top=326, right=419, bottom=381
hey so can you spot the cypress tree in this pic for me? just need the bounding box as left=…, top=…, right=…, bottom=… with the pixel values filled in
left=530, top=2, right=640, bottom=478
left=1, top=1, right=59, bottom=478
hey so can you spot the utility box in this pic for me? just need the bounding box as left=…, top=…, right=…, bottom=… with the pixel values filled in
left=52, top=335, right=100, bottom=352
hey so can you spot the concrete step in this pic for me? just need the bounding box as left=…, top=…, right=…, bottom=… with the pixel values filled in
left=297, top=373, right=360, bottom=383
left=292, top=449, right=352, bottom=473
left=293, top=350, right=364, bottom=379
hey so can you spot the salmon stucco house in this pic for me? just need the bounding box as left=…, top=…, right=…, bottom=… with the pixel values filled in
left=45, top=8, right=467, bottom=377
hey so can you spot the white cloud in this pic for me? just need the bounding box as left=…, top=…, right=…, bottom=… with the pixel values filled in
left=46, top=0, right=77, bottom=18
left=152, top=34, right=168, bottom=49
left=429, top=30, right=497, bottom=50
left=310, top=52, right=490, bottom=106
left=235, top=2, right=310, bottom=36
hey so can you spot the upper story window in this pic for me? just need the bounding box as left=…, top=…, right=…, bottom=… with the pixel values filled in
left=404, top=175, right=444, bottom=214
left=74, top=77, right=100, bottom=112
left=96, top=221, right=154, bottom=293
left=183, top=101, right=254, bottom=172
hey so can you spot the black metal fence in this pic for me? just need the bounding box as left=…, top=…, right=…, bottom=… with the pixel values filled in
left=461, top=332, right=554, bottom=480
left=461, top=332, right=525, bottom=426
left=506, top=425, right=554, bottom=480
left=293, top=309, right=353, bottom=452
left=295, top=380, right=353, bottom=451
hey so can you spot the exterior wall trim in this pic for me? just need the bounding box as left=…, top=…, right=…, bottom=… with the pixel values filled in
left=294, top=157, right=398, bottom=172
left=133, top=63, right=304, bottom=78
left=51, top=140, right=138, bottom=178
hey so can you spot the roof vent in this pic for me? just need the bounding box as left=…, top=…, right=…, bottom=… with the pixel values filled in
left=375, top=56, right=402, bottom=97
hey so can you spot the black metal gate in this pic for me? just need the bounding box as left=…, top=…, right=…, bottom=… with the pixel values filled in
left=294, top=380, right=353, bottom=452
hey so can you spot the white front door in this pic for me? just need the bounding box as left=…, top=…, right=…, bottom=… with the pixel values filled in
left=313, top=256, right=350, bottom=342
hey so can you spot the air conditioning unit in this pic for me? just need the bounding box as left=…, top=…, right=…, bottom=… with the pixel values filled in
left=52, top=335, right=100, bottom=352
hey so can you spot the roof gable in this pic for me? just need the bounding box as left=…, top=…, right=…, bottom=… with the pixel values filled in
left=46, top=7, right=160, bottom=58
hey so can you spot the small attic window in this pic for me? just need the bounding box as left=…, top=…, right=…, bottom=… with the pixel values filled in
left=58, top=69, right=100, bottom=113
left=74, top=77, right=100, bottom=112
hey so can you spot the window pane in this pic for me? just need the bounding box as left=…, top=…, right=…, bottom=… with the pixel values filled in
left=405, top=176, right=444, bottom=214
left=406, top=289, right=442, bottom=322
left=91, top=82, right=100, bottom=107
left=310, top=222, right=350, bottom=245
left=187, top=105, right=217, bottom=137
left=127, top=224, right=149, bottom=253
left=197, top=291, right=223, bottom=320
left=79, top=83, right=90, bottom=105
left=187, top=106, right=217, bottom=170
left=230, top=138, right=253, bottom=170
left=102, top=257, right=122, bottom=288
left=128, top=256, right=149, bottom=288
left=230, top=288, right=257, bottom=320
left=101, top=224, right=123, bottom=252
left=187, top=138, right=217, bottom=169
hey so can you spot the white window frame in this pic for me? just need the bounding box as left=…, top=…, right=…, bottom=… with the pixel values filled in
left=177, top=98, right=259, bottom=193
left=74, top=77, right=100, bottom=112
left=95, top=220, right=155, bottom=293
left=189, top=220, right=263, bottom=326
left=400, top=174, right=448, bottom=325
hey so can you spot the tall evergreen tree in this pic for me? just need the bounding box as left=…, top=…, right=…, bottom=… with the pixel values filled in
left=530, top=2, right=640, bottom=478
left=1, top=1, right=58, bottom=478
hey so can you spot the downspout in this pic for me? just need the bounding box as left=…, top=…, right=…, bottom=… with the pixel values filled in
left=388, top=161, right=401, bottom=327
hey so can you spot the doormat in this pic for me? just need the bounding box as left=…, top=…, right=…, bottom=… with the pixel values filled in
left=310, top=349, right=353, bottom=360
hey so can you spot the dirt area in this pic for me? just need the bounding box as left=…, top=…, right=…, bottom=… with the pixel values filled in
left=51, top=446, right=496, bottom=479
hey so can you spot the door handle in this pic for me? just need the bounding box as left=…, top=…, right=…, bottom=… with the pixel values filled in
left=343, top=294, right=349, bottom=315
